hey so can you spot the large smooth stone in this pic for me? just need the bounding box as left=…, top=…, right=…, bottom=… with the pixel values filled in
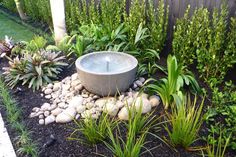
left=95, top=97, right=116, bottom=109
left=51, top=108, right=63, bottom=116
left=44, top=88, right=52, bottom=95
left=149, top=95, right=160, bottom=107
left=41, top=103, right=51, bottom=111
left=134, top=97, right=152, bottom=114
left=56, top=107, right=76, bottom=123
left=104, top=102, right=119, bottom=117
left=45, top=115, right=55, bottom=125
left=69, top=96, right=83, bottom=109
left=118, top=107, right=129, bottom=120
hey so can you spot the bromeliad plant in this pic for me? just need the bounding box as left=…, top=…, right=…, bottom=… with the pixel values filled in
left=165, top=95, right=205, bottom=149
left=3, top=50, right=67, bottom=91
left=146, top=55, right=201, bottom=109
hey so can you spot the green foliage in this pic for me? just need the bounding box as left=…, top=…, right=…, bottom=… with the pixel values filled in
left=25, top=35, right=47, bottom=52
left=173, top=4, right=236, bottom=87
left=3, top=50, right=67, bottom=91
left=1, top=0, right=17, bottom=12
left=22, top=0, right=52, bottom=25
left=124, top=0, right=146, bottom=42
left=69, top=113, right=118, bottom=145
left=146, top=55, right=201, bottom=109
left=203, top=130, right=231, bottom=157
left=147, top=0, right=169, bottom=51
left=104, top=106, right=152, bottom=157
left=46, top=35, right=76, bottom=56
left=205, top=81, right=236, bottom=150
left=165, top=95, right=204, bottom=149
left=0, top=78, right=38, bottom=157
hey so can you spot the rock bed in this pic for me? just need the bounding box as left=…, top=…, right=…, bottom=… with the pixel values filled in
left=29, top=73, right=160, bottom=125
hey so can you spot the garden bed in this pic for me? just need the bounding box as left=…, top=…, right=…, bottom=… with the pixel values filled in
left=0, top=57, right=208, bottom=157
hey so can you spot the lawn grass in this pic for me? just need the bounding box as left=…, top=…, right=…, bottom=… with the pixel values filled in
left=0, top=12, right=35, bottom=41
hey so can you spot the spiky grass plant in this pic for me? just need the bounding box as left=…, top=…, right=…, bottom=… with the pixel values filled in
left=165, top=95, right=204, bottom=149
left=104, top=103, right=161, bottom=157
left=68, top=112, right=118, bottom=145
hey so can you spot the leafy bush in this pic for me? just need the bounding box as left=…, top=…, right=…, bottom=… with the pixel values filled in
left=165, top=95, right=204, bottom=149
left=173, top=4, right=236, bottom=87
left=3, top=50, right=67, bottom=91
left=25, top=35, right=48, bottom=52
left=205, top=81, right=236, bottom=150
left=69, top=112, right=118, bottom=145
left=146, top=55, right=201, bottom=109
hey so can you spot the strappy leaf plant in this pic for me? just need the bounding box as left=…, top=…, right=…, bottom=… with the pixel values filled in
left=146, top=55, right=201, bottom=109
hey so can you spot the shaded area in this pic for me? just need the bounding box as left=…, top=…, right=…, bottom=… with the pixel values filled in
left=0, top=13, right=34, bottom=41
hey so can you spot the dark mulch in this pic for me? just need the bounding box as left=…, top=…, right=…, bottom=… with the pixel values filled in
left=0, top=56, right=235, bottom=157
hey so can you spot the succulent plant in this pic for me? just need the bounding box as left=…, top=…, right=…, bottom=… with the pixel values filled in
left=3, top=50, right=68, bottom=91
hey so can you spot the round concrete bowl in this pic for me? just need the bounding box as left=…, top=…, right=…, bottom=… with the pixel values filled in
left=75, top=51, right=138, bottom=96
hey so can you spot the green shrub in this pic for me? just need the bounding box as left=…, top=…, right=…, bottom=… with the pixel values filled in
left=3, top=50, right=67, bottom=90
left=165, top=95, right=204, bottom=149
left=69, top=113, right=118, bottom=145
left=22, top=0, right=52, bottom=25
left=173, top=4, right=236, bottom=87
left=205, top=81, right=236, bottom=150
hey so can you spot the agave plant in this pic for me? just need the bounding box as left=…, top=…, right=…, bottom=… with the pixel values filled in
left=146, top=55, right=202, bottom=109
left=3, top=50, right=67, bottom=91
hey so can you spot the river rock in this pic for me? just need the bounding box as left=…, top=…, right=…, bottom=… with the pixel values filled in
left=45, top=115, right=55, bottom=125
left=104, top=102, right=119, bottom=117
left=51, top=108, right=63, bottom=116
left=76, top=105, right=86, bottom=113
left=45, top=95, right=52, bottom=99
left=58, top=102, right=66, bottom=108
left=139, top=77, right=145, bottom=83
left=118, top=107, right=129, bottom=120
left=134, top=97, right=152, bottom=113
left=149, top=95, right=160, bottom=107
left=56, top=107, right=76, bottom=123
left=41, top=103, right=51, bottom=111
left=44, top=88, right=52, bottom=95
left=135, top=80, right=143, bottom=87
left=39, top=119, right=44, bottom=125
left=69, top=96, right=83, bottom=109
left=44, top=111, right=50, bottom=117
left=86, top=102, right=94, bottom=109
left=95, top=97, right=116, bottom=109
left=53, top=82, right=61, bottom=91
left=74, top=84, right=83, bottom=91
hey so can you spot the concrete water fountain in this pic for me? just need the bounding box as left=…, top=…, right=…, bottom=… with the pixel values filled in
left=75, top=51, right=138, bottom=96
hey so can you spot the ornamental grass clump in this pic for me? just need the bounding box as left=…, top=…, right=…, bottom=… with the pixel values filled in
left=104, top=104, right=160, bottom=157
left=68, top=112, right=118, bottom=145
left=3, top=50, right=67, bottom=91
left=165, top=95, right=204, bottom=149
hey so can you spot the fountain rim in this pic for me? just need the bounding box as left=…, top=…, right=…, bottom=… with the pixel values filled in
left=75, top=51, right=138, bottom=75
